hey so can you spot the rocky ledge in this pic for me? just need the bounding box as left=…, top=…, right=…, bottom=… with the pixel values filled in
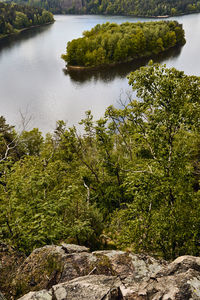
left=1, top=243, right=200, bottom=299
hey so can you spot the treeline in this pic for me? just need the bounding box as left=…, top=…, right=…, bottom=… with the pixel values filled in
left=82, top=0, right=200, bottom=16
left=0, top=63, right=199, bottom=260
left=9, top=0, right=200, bottom=16
left=62, top=21, right=185, bottom=68
left=0, top=2, right=54, bottom=38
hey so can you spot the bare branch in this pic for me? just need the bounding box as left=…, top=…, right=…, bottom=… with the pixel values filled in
left=83, top=180, right=90, bottom=205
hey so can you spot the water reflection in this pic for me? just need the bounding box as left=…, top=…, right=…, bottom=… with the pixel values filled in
left=63, top=45, right=183, bottom=84
left=0, top=24, right=53, bottom=55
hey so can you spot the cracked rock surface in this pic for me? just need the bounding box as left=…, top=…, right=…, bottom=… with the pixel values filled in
left=1, top=244, right=200, bottom=300
left=13, top=245, right=163, bottom=298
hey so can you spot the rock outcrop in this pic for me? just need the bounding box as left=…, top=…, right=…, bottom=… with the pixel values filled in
left=52, top=275, right=123, bottom=300
left=1, top=243, right=200, bottom=300
left=17, top=290, right=52, bottom=300
left=60, top=243, right=89, bottom=253
left=17, top=259, right=200, bottom=300
left=12, top=244, right=91, bottom=297
left=12, top=245, right=163, bottom=298
left=135, top=255, right=200, bottom=300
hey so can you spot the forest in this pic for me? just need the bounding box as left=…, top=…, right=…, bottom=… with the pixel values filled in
left=9, top=0, right=200, bottom=16
left=0, top=2, right=54, bottom=38
left=0, top=63, right=199, bottom=260
left=62, top=21, right=185, bottom=68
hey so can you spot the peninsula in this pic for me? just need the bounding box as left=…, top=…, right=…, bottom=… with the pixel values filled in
left=62, top=21, right=185, bottom=69
left=0, top=2, right=54, bottom=40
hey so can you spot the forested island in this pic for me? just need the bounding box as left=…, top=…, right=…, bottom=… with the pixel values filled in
left=0, top=2, right=54, bottom=39
left=9, top=0, right=200, bottom=17
left=62, top=21, right=185, bottom=68
left=0, top=63, right=199, bottom=263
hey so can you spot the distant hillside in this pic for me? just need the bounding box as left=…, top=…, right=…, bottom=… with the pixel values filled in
left=0, top=2, right=54, bottom=39
left=8, top=0, right=200, bottom=16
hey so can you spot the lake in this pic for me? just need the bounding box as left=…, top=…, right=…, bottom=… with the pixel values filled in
left=0, top=13, right=199, bottom=133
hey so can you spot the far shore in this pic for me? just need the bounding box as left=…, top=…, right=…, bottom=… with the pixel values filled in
left=53, top=10, right=200, bottom=19
left=0, top=21, right=54, bottom=41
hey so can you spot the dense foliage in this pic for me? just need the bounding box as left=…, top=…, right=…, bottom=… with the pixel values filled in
left=0, top=2, right=54, bottom=38
left=0, top=63, right=199, bottom=259
left=62, top=21, right=185, bottom=68
left=10, top=0, right=200, bottom=16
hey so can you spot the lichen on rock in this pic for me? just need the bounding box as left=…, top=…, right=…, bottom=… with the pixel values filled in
left=3, top=243, right=200, bottom=300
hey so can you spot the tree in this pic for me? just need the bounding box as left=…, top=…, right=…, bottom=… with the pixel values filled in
left=0, top=152, right=103, bottom=253
left=109, top=63, right=200, bottom=259
left=14, top=11, right=30, bottom=29
left=0, top=116, right=16, bottom=161
left=0, top=63, right=199, bottom=259
left=19, top=128, right=44, bottom=156
left=0, top=117, right=103, bottom=254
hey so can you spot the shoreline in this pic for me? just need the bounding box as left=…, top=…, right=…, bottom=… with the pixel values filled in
left=66, top=44, right=184, bottom=72
left=0, top=21, right=54, bottom=41
left=67, top=61, right=122, bottom=71
left=53, top=10, right=200, bottom=19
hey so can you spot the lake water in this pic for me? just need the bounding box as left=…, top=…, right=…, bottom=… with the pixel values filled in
left=0, top=13, right=200, bottom=133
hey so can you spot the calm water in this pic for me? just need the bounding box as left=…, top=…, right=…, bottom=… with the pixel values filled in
left=0, top=14, right=200, bottom=133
